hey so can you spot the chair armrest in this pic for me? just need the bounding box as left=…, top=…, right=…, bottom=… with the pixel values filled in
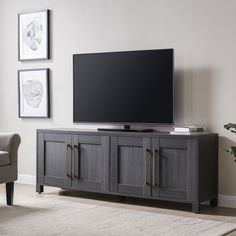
left=0, top=133, right=21, bottom=167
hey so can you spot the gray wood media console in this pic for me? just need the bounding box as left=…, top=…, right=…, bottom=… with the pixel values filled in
left=36, top=129, right=218, bottom=213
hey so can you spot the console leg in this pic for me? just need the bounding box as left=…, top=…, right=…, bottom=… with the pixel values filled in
left=210, top=198, right=218, bottom=207
left=6, top=182, right=14, bottom=205
left=36, top=184, right=44, bottom=194
left=192, top=203, right=200, bottom=214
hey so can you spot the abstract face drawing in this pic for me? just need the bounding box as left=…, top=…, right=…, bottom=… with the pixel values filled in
left=23, top=80, right=43, bottom=108
left=23, top=19, right=43, bottom=51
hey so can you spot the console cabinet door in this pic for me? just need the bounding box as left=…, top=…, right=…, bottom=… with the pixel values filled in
left=72, top=135, right=110, bottom=193
left=152, top=138, right=195, bottom=201
left=110, top=136, right=152, bottom=196
left=37, top=132, right=72, bottom=189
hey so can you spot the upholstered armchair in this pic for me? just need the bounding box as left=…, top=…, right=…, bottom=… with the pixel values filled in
left=0, top=133, right=21, bottom=205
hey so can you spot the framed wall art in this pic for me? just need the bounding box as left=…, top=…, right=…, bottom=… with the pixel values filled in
left=18, top=10, right=50, bottom=61
left=18, top=69, right=50, bottom=118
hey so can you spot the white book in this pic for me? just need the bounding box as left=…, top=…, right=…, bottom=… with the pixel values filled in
left=170, top=131, right=192, bottom=135
left=174, top=126, right=205, bottom=132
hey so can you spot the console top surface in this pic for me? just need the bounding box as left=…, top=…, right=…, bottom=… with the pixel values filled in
left=37, top=128, right=217, bottom=138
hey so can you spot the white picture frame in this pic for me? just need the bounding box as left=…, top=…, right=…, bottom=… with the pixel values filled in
left=18, top=10, right=50, bottom=61
left=18, top=69, right=50, bottom=118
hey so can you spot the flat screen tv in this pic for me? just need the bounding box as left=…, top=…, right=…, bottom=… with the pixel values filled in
left=73, top=49, right=174, bottom=129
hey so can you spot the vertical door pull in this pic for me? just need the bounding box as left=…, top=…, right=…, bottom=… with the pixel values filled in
left=152, top=149, right=158, bottom=187
left=65, top=144, right=71, bottom=177
left=144, top=148, right=147, bottom=185
left=73, top=144, right=80, bottom=179
left=144, top=148, right=150, bottom=185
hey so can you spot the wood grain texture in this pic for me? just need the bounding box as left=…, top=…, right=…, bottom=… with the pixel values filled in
left=72, top=135, right=109, bottom=192
left=198, top=135, right=218, bottom=202
left=37, top=132, right=72, bottom=189
left=187, top=139, right=198, bottom=202
left=155, top=138, right=188, bottom=200
left=37, top=130, right=218, bottom=214
left=111, top=136, right=152, bottom=196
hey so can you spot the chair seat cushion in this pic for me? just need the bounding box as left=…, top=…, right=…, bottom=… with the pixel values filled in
left=0, top=151, right=10, bottom=166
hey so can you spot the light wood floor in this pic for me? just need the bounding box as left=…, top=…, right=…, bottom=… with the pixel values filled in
left=1, top=183, right=236, bottom=235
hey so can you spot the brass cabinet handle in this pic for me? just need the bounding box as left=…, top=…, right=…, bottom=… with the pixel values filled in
left=152, top=148, right=158, bottom=187
left=73, top=144, right=79, bottom=179
left=72, top=145, right=75, bottom=179
left=144, top=148, right=148, bottom=185
left=144, top=148, right=151, bottom=185
left=77, top=144, right=80, bottom=179
left=65, top=144, right=71, bottom=177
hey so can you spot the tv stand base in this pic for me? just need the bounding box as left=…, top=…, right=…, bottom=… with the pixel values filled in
left=97, top=128, right=154, bottom=132
left=97, top=125, right=154, bottom=132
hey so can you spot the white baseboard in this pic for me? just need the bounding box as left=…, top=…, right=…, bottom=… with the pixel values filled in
left=16, top=175, right=236, bottom=209
left=16, top=174, right=36, bottom=185
left=218, top=194, right=236, bottom=208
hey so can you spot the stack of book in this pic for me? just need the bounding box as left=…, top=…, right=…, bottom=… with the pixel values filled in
left=170, top=126, right=205, bottom=135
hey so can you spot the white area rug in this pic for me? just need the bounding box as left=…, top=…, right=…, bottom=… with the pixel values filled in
left=0, top=193, right=236, bottom=236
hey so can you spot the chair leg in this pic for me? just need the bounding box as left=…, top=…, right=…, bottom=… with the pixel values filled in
left=192, top=203, right=200, bottom=213
left=6, top=182, right=14, bottom=205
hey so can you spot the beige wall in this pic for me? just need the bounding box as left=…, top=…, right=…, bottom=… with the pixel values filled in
left=0, top=0, right=236, bottom=195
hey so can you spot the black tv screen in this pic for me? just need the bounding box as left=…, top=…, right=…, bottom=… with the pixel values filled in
left=73, top=49, right=174, bottom=124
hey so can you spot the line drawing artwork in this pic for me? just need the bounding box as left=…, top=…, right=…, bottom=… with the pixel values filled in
left=23, top=79, right=43, bottom=109
left=18, top=69, right=49, bottom=118
left=19, top=10, right=49, bottom=60
left=23, top=17, right=43, bottom=51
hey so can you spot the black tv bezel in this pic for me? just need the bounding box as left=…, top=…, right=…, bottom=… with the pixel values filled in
left=73, top=48, right=174, bottom=126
